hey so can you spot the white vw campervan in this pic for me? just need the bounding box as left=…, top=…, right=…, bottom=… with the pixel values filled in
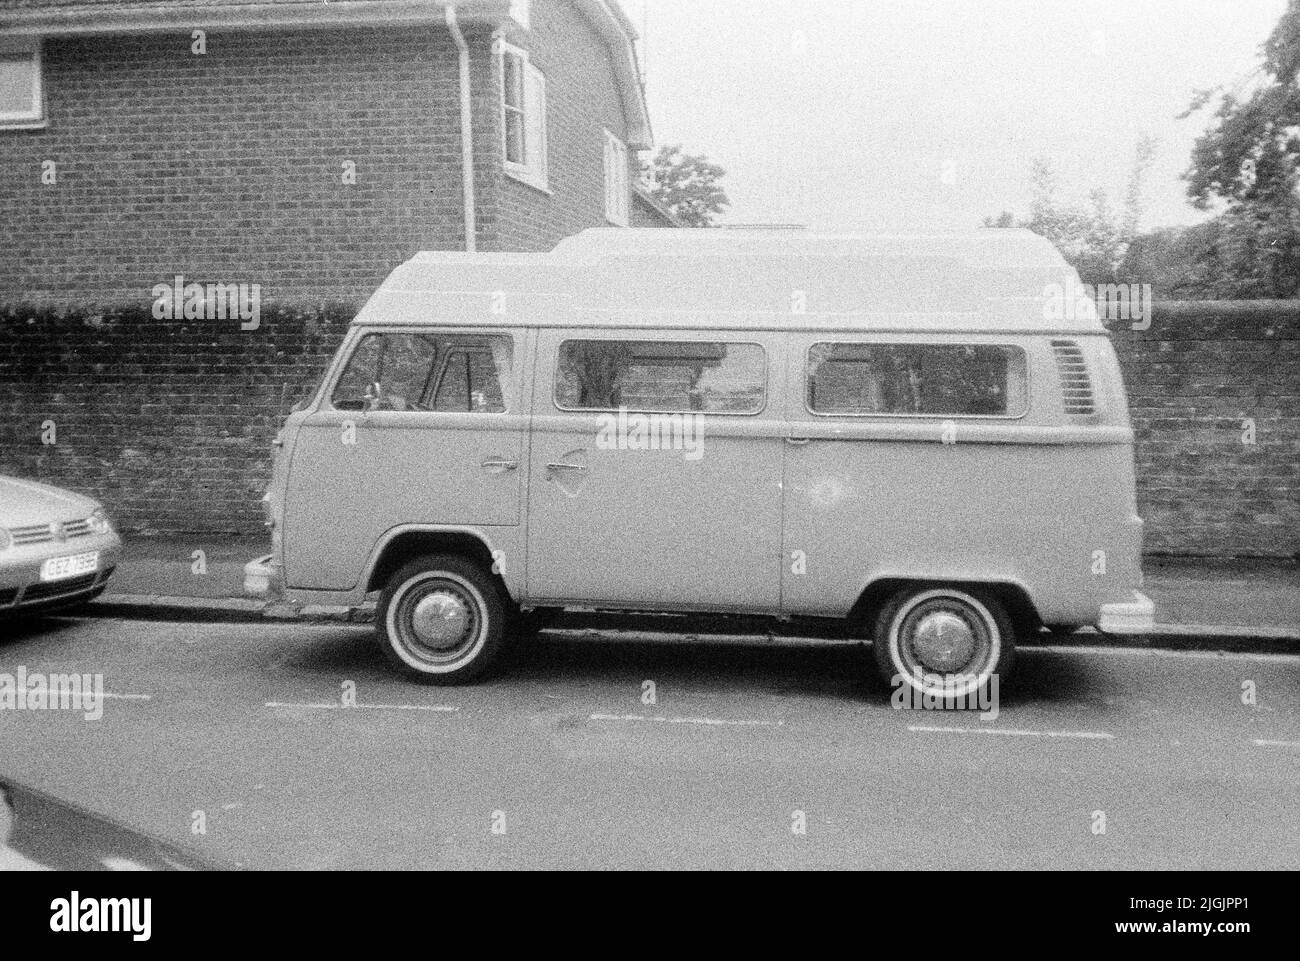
left=246, top=228, right=1154, bottom=699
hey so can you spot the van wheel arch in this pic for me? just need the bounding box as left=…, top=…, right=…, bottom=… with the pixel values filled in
left=848, top=577, right=1042, bottom=641
left=366, top=531, right=512, bottom=601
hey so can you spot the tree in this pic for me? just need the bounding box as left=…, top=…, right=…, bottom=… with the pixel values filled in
left=1117, top=222, right=1225, bottom=299
left=983, top=137, right=1156, bottom=287
left=641, top=145, right=730, bottom=227
left=1180, top=0, right=1300, bottom=297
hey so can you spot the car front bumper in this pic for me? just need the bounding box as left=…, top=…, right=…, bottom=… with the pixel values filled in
left=0, top=533, right=123, bottom=613
left=1098, top=591, right=1155, bottom=634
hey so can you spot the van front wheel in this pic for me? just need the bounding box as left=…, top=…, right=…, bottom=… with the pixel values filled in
left=873, top=585, right=1014, bottom=701
left=377, top=555, right=507, bottom=684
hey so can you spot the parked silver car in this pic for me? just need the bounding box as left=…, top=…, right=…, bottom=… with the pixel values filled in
left=0, top=475, right=122, bottom=615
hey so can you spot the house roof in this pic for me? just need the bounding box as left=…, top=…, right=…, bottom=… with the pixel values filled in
left=0, top=0, right=653, bottom=147
left=632, top=185, right=683, bottom=227
left=351, top=227, right=1108, bottom=335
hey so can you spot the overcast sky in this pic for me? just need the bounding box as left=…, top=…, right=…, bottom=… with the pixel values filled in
left=634, top=0, right=1288, bottom=232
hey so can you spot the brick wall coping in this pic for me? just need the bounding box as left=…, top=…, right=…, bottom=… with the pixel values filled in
left=1148, top=300, right=1300, bottom=320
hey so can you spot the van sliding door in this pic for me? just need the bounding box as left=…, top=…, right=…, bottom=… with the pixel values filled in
left=524, top=328, right=786, bottom=613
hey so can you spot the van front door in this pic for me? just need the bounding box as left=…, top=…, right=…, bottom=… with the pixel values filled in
left=524, top=330, right=785, bottom=612
left=283, top=328, right=525, bottom=592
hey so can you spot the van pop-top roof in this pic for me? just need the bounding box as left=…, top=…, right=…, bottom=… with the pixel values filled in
left=353, top=227, right=1106, bottom=335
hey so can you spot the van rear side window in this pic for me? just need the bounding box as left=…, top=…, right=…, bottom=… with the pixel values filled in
left=332, top=332, right=513, bottom=413
left=807, top=343, right=1027, bottom=417
left=555, top=340, right=766, bottom=414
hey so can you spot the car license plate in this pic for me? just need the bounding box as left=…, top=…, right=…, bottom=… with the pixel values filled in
left=39, top=552, right=99, bottom=582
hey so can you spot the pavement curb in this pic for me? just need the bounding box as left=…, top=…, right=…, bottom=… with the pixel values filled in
left=78, top=595, right=1300, bottom=654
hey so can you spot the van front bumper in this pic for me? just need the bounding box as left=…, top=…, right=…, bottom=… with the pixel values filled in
left=244, top=554, right=284, bottom=600
left=1098, top=591, right=1155, bottom=634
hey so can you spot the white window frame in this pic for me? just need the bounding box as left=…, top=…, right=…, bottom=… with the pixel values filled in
left=498, top=40, right=548, bottom=192
left=603, top=130, right=630, bottom=226
left=0, top=38, right=45, bottom=129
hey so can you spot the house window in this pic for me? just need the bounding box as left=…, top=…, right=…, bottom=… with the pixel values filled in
left=603, top=131, right=630, bottom=226
left=499, top=41, right=547, bottom=190
left=0, top=39, right=44, bottom=128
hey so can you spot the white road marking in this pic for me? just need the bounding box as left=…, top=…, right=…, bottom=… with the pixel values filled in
left=590, top=712, right=784, bottom=728
left=1253, top=738, right=1300, bottom=748
left=908, top=724, right=1115, bottom=740
left=100, top=693, right=152, bottom=701
left=264, top=702, right=459, bottom=713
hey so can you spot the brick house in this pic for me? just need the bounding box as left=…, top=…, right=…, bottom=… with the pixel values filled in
left=0, top=0, right=680, bottom=535
left=0, top=0, right=678, bottom=307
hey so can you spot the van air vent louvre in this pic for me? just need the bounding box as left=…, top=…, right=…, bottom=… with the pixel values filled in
left=1050, top=340, right=1097, bottom=419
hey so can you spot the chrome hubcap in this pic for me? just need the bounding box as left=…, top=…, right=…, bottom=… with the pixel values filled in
left=411, top=590, right=471, bottom=651
left=911, top=611, right=977, bottom=673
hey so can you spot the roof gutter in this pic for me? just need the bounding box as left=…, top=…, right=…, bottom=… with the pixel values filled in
left=0, top=1, right=512, bottom=36
left=445, top=5, right=477, bottom=253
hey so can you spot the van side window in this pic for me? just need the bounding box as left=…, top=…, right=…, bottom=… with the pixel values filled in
left=808, top=343, right=1027, bottom=417
left=555, top=340, right=765, bottom=414
left=331, top=333, right=513, bottom=413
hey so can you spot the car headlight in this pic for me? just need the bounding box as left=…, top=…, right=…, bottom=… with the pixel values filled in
left=0, top=527, right=9, bottom=551
left=87, top=509, right=113, bottom=535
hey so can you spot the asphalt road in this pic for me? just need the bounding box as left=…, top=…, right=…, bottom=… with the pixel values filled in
left=0, top=615, right=1296, bottom=870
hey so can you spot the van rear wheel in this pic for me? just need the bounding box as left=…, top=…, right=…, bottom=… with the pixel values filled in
left=873, top=585, right=1014, bottom=701
left=377, top=554, right=506, bottom=684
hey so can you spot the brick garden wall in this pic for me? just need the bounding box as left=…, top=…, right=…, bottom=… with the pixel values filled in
left=1110, top=301, right=1298, bottom=558
left=1, top=300, right=1295, bottom=554
left=0, top=303, right=355, bottom=534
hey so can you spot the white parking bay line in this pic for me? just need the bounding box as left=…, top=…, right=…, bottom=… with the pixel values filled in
left=908, top=724, right=1115, bottom=740
left=264, top=702, right=459, bottom=713
left=101, top=693, right=152, bottom=701
left=1253, top=738, right=1300, bottom=748
left=590, top=712, right=784, bottom=728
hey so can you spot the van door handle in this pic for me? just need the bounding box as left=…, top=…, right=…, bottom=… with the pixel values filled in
left=481, top=459, right=519, bottom=471
left=546, top=462, right=588, bottom=473
left=785, top=437, right=811, bottom=446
